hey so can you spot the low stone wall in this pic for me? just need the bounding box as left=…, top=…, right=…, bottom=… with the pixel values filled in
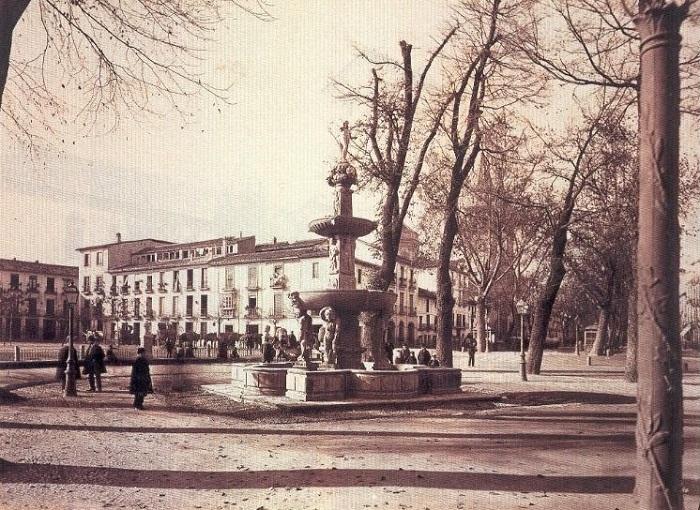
left=348, top=369, right=422, bottom=399
left=240, top=362, right=294, bottom=396
left=286, top=368, right=349, bottom=401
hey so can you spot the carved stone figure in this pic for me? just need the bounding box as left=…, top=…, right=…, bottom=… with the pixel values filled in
left=319, top=306, right=338, bottom=366
left=328, top=237, right=340, bottom=274
left=339, top=120, right=351, bottom=162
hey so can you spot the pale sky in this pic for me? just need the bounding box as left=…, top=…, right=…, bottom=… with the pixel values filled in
left=0, top=1, right=454, bottom=267
left=0, top=1, right=698, bottom=270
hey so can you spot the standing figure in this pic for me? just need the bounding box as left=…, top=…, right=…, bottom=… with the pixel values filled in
left=262, top=332, right=275, bottom=363
left=84, top=335, right=106, bottom=392
left=319, top=306, right=338, bottom=366
left=417, top=345, right=430, bottom=366
left=328, top=237, right=340, bottom=274
left=129, top=347, right=154, bottom=410
left=466, top=333, right=477, bottom=367
left=289, top=291, right=314, bottom=366
left=55, top=337, right=80, bottom=391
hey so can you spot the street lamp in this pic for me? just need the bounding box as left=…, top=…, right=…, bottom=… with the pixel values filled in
left=515, top=299, right=529, bottom=382
left=63, top=282, right=80, bottom=397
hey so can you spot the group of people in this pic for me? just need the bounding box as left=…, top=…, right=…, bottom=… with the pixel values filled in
left=55, top=333, right=154, bottom=410
left=392, top=344, right=441, bottom=367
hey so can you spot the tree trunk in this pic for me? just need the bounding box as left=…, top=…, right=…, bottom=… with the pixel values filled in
left=475, top=297, right=487, bottom=352
left=589, top=306, right=609, bottom=356
left=625, top=276, right=638, bottom=382
left=0, top=0, right=31, bottom=108
left=526, top=254, right=565, bottom=374
left=436, top=210, right=459, bottom=368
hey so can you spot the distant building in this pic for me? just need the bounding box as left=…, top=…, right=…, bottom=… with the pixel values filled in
left=76, top=229, right=476, bottom=346
left=0, top=258, right=78, bottom=341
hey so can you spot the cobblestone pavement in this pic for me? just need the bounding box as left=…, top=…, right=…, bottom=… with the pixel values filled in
left=0, top=353, right=698, bottom=510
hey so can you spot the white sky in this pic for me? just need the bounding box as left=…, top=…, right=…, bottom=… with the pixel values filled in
left=0, top=1, right=698, bottom=269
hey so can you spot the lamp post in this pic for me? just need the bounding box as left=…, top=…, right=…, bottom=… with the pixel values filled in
left=63, top=282, right=80, bottom=397
left=515, top=299, right=529, bottom=382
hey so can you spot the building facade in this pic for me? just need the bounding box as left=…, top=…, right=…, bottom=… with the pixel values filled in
left=0, top=258, right=79, bottom=341
left=77, top=230, right=480, bottom=347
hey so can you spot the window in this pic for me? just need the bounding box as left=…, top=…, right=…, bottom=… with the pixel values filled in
left=201, top=295, right=208, bottom=316
left=201, top=268, right=208, bottom=289
left=248, top=295, right=257, bottom=308
left=357, top=268, right=362, bottom=284
left=312, top=262, right=319, bottom=279
left=172, top=296, right=179, bottom=315
left=134, top=298, right=141, bottom=317
left=221, top=295, right=234, bottom=310
left=247, top=266, right=258, bottom=288
left=84, top=253, right=90, bottom=267
left=273, top=293, right=284, bottom=315
left=186, top=295, right=194, bottom=316
left=409, top=294, right=414, bottom=314
left=158, top=297, right=165, bottom=315
left=28, top=298, right=37, bottom=315
left=28, top=275, right=38, bottom=290
left=46, top=299, right=55, bottom=316
left=399, top=293, right=405, bottom=314
left=200, top=322, right=208, bottom=336
left=96, top=251, right=104, bottom=266
left=10, top=273, right=19, bottom=289
left=227, top=244, right=237, bottom=254
left=159, top=272, right=165, bottom=284
left=146, top=297, right=153, bottom=315
left=146, top=275, right=153, bottom=291
left=186, top=269, right=194, bottom=289
left=134, top=280, right=141, bottom=293
left=83, top=276, right=91, bottom=293
left=46, top=277, right=55, bottom=293
left=225, top=267, right=235, bottom=289
left=215, top=246, right=222, bottom=255
left=425, top=299, right=430, bottom=313
left=173, top=271, right=180, bottom=291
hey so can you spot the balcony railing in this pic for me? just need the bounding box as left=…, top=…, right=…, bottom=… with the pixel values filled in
left=408, top=307, right=417, bottom=317
left=408, top=278, right=417, bottom=290
left=244, top=306, right=262, bottom=319
left=269, top=275, right=288, bottom=289
left=398, top=277, right=407, bottom=288
left=145, top=285, right=154, bottom=293
left=186, top=284, right=195, bottom=292
left=158, top=283, right=168, bottom=293
left=268, top=309, right=286, bottom=320
left=200, top=283, right=210, bottom=291
left=120, top=285, right=130, bottom=295
left=27, top=284, right=40, bottom=293
left=246, top=282, right=260, bottom=291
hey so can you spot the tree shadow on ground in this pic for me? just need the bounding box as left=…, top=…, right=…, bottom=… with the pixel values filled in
left=4, top=460, right=684, bottom=494
left=501, top=392, right=635, bottom=406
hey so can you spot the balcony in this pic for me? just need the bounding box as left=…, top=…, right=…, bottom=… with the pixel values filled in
left=186, top=284, right=195, bottom=292
left=45, top=286, right=56, bottom=295
left=244, top=306, right=262, bottom=319
left=120, top=285, right=130, bottom=296
left=27, top=284, right=40, bottom=294
left=408, top=278, right=417, bottom=290
left=145, top=285, right=154, bottom=294
left=408, top=307, right=417, bottom=317
left=269, top=274, right=288, bottom=290
left=200, top=283, right=210, bottom=291
left=246, top=282, right=260, bottom=291
left=133, top=285, right=142, bottom=295
left=398, top=277, right=407, bottom=289
left=220, top=308, right=236, bottom=318
left=145, top=310, right=155, bottom=319
left=109, top=286, right=119, bottom=297
left=82, top=287, right=92, bottom=295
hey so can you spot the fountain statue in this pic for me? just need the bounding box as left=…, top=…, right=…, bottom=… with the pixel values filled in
left=290, top=122, right=396, bottom=370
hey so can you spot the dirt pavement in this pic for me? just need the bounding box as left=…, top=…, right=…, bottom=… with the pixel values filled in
left=0, top=352, right=698, bottom=510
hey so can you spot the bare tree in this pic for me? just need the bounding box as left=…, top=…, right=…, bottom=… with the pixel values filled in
left=0, top=0, right=271, bottom=144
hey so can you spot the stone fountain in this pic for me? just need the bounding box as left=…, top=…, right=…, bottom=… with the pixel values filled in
left=229, top=124, right=461, bottom=402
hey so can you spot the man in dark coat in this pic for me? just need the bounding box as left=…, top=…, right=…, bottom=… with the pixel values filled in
left=129, top=347, right=153, bottom=410
left=466, top=333, right=477, bottom=367
left=84, top=335, right=106, bottom=391
left=417, top=345, right=431, bottom=366
left=262, top=336, right=275, bottom=363
left=56, top=337, right=80, bottom=390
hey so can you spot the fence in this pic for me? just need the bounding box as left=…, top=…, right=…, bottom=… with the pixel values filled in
left=0, top=342, right=257, bottom=363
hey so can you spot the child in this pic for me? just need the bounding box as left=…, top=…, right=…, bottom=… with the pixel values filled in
left=129, top=347, right=154, bottom=410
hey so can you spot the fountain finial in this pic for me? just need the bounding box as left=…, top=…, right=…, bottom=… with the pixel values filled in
left=328, top=121, right=357, bottom=188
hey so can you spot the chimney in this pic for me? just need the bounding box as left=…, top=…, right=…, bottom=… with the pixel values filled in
left=116, top=232, right=122, bottom=244
left=273, top=237, right=277, bottom=244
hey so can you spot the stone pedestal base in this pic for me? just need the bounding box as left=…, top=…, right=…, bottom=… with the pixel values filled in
left=349, top=369, right=422, bottom=398
left=286, top=368, right=350, bottom=401
left=241, top=363, right=294, bottom=396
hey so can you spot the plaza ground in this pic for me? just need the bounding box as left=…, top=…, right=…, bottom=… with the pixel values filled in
left=0, top=351, right=698, bottom=510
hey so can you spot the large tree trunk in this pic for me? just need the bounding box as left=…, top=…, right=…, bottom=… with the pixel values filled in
left=475, top=297, right=487, bottom=352
left=526, top=253, right=566, bottom=374
left=0, top=0, right=31, bottom=108
left=436, top=210, right=459, bottom=368
left=625, top=275, right=638, bottom=382
left=589, top=306, right=610, bottom=356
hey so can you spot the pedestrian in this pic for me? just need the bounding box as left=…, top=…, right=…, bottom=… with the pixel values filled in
left=428, top=354, right=440, bottom=367
left=85, top=334, right=106, bottom=391
left=406, top=351, right=417, bottom=364
left=262, top=336, right=275, bottom=363
left=466, top=333, right=477, bottom=367
left=400, top=344, right=411, bottom=362
left=129, top=347, right=154, bottom=410
left=105, top=344, right=118, bottom=364
left=165, top=338, right=174, bottom=358
left=417, top=344, right=430, bottom=366
left=56, top=336, right=80, bottom=390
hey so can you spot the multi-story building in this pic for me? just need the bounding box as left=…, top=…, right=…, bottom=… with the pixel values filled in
left=0, top=258, right=78, bottom=341
left=77, top=229, right=477, bottom=346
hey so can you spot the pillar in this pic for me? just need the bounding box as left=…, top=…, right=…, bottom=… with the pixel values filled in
left=634, top=2, right=688, bottom=509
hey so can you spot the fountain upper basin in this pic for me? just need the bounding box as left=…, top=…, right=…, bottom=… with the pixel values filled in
left=297, top=289, right=395, bottom=313
left=308, top=216, right=377, bottom=238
